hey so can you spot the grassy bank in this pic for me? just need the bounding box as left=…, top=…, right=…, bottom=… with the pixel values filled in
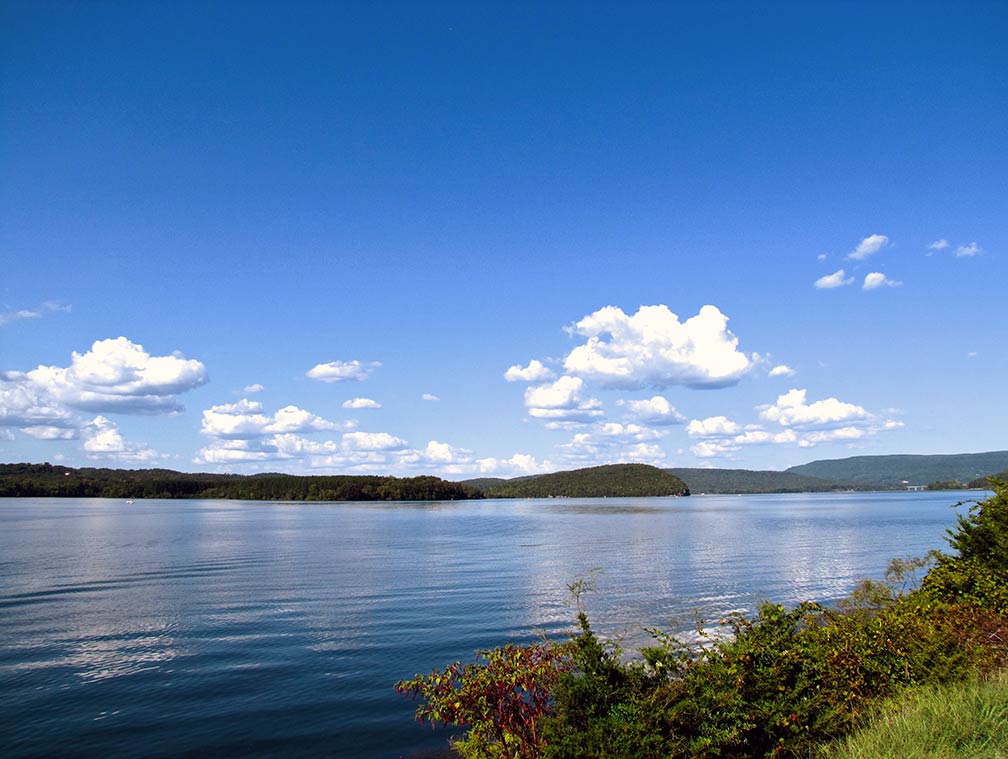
left=822, top=672, right=1008, bottom=759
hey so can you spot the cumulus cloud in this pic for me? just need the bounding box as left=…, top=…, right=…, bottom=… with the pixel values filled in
left=475, top=453, right=553, bottom=476
left=2, top=338, right=205, bottom=443
left=200, top=399, right=347, bottom=439
left=421, top=393, right=440, bottom=401
left=243, top=383, right=265, bottom=394
left=21, top=337, right=207, bottom=414
left=504, top=359, right=556, bottom=383
left=863, top=272, right=902, bottom=290
left=814, top=269, right=854, bottom=289
left=759, top=388, right=868, bottom=428
left=306, top=360, right=380, bottom=383
left=768, top=364, right=796, bottom=378
left=955, top=242, right=981, bottom=257
left=82, top=416, right=157, bottom=462
left=928, top=239, right=950, bottom=251
left=524, top=376, right=604, bottom=424
left=617, top=396, right=685, bottom=425
left=342, top=397, right=381, bottom=409
left=562, top=304, right=754, bottom=389
left=686, top=416, right=742, bottom=437
left=0, top=373, right=79, bottom=434
left=847, top=234, right=889, bottom=260
left=689, top=427, right=798, bottom=458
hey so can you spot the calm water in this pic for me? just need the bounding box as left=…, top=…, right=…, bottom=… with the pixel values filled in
left=0, top=491, right=979, bottom=758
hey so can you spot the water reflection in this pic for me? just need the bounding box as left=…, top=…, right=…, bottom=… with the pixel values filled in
left=0, top=492, right=970, bottom=759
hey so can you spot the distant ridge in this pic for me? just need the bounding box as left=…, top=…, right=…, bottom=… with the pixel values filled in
left=465, top=464, right=689, bottom=498
left=786, top=451, right=1008, bottom=488
left=665, top=468, right=847, bottom=494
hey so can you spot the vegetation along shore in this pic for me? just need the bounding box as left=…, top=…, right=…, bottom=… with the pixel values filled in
left=397, top=479, right=1008, bottom=758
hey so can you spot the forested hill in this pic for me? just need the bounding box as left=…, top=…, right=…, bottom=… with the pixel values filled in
left=0, top=463, right=482, bottom=501
left=665, top=468, right=849, bottom=494
left=786, top=451, right=1008, bottom=488
left=470, top=464, right=690, bottom=498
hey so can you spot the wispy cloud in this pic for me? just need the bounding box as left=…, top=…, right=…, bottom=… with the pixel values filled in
left=814, top=269, right=854, bottom=289
left=928, top=239, right=949, bottom=251
left=342, top=397, right=381, bottom=409
left=847, top=234, right=889, bottom=260
left=306, top=360, right=380, bottom=383
left=0, top=300, right=71, bottom=328
left=955, top=242, right=981, bottom=257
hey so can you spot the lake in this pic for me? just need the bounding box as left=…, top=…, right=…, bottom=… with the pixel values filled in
left=0, top=491, right=979, bottom=758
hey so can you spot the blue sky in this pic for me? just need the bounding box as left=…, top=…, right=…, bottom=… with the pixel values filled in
left=2, top=1, right=1006, bottom=478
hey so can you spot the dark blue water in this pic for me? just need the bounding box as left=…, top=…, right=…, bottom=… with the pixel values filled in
left=0, top=491, right=977, bottom=758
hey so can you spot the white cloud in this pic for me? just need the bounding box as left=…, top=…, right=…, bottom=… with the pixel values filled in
left=504, top=359, right=556, bottom=383
left=759, top=388, right=868, bottom=428
left=342, top=431, right=408, bottom=451
left=928, top=239, right=949, bottom=251
left=863, top=272, right=902, bottom=290
left=955, top=242, right=981, bottom=257
left=21, top=426, right=77, bottom=440
left=686, top=416, right=742, bottom=437
left=0, top=373, right=79, bottom=432
left=0, top=300, right=71, bottom=328
left=563, top=304, right=754, bottom=389
left=689, top=427, right=797, bottom=458
left=19, top=337, right=207, bottom=414
left=817, top=253, right=828, bottom=262
left=82, top=416, right=157, bottom=462
left=616, top=395, right=685, bottom=425
left=306, top=360, right=380, bottom=383
left=690, top=440, right=738, bottom=458
left=475, top=453, right=553, bottom=476
left=243, top=383, right=265, bottom=393
left=800, top=427, right=866, bottom=445
left=768, top=364, right=796, bottom=378
left=524, top=376, right=604, bottom=424
left=421, top=393, right=440, bottom=401
left=342, top=397, right=381, bottom=409
left=200, top=399, right=346, bottom=439
left=814, top=269, right=854, bottom=289
left=847, top=234, right=889, bottom=260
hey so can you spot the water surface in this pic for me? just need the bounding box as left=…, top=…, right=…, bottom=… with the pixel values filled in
left=0, top=491, right=977, bottom=758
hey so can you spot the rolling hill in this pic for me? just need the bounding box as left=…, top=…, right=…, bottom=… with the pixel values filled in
left=786, top=451, right=1008, bottom=488
left=469, top=464, right=689, bottom=498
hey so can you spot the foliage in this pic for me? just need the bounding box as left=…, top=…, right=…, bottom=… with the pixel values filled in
left=945, top=479, right=1008, bottom=573
left=785, top=451, right=1008, bottom=489
left=820, top=671, right=1008, bottom=759
left=926, top=479, right=966, bottom=490
left=666, top=468, right=850, bottom=494
left=0, top=462, right=483, bottom=501
left=482, top=464, right=689, bottom=499
left=395, top=642, right=572, bottom=759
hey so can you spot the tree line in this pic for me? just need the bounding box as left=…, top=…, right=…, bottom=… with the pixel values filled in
left=0, top=462, right=482, bottom=501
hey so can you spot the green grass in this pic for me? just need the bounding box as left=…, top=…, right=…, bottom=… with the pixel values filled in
left=822, top=672, right=1008, bottom=759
